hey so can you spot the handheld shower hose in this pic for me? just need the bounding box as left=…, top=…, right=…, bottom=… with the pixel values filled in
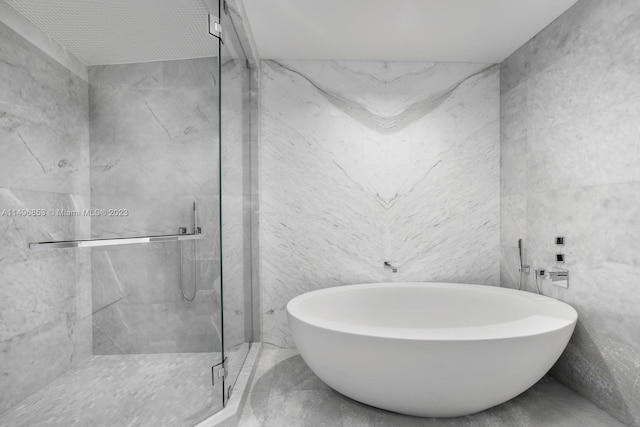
left=180, top=202, right=198, bottom=302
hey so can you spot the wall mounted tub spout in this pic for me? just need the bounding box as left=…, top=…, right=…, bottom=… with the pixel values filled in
left=384, top=262, right=398, bottom=273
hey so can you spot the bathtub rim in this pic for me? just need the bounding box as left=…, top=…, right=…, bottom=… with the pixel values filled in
left=287, top=282, right=578, bottom=342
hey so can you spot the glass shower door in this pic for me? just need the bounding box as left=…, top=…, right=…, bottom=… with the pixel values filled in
left=1, top=0, right=229, bottom=423
left=219, top=0, right=253, bottom=403
left=0, top=0, right=233, bottom=422
left=86, top=6, right=226, bottom=422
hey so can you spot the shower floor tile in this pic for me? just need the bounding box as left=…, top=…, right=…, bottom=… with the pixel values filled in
left=0, top=353, right=223, bottom=427
left=239, top=348, right=626, bottom=427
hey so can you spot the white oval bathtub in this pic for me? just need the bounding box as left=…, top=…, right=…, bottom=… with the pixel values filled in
left=286, top=282, right=577, bottom=417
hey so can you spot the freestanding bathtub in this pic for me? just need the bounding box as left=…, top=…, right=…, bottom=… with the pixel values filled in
left=287, top=282, right=577, bottom=417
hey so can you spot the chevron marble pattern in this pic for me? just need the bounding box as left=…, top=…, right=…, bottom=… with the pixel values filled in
left=259, top=60, right=500, bottom=347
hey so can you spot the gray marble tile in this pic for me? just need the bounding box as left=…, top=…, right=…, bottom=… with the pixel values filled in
left=163, top=57, right=218, bottom=89
left=90, top=234, right=221, bottom=355
left=88, top=194, right=221, bottom=355
left=500, top=136, right=527, bottom=196
left=500, top=80, right=528, bottom=142
left=264, top=389, right=344, bottom=427
left=91, top=248, right=127, bottom=312
left=523, top=183, right=640, bottom=424
left=0, top=254, right=75, bottom=339
left=526, top=104, right=638, bottom=192
left=500, top=82, right=528, bottom=197
left=500, top=193, right=526, bottom=248
left=500, top=1, right=640, bottom=423
left=89, top=62, right=165, bottom=89
left=0, top=22, right=90, bottom=197
left=75, top=249, right=93, bottom=320
left=0, top=18, right=91, bottom=414
left=237, top=392, right=269, bottom=427
left=523, top=0, right=639, bottom=82
left=340, top=397, right=431, bottom=427
left=0, top=315, right=78, bottom=414
left=89, top=87, right=218, bottom=197
left=0, top=189, right=89, bottom=265
left=93, top=299, right=221, bottom=355
left=0, top=189, right=91, bottom=410
left=240, top=349, right=624, bottom=427
left=551, top=322, right=638, bottom=427
left=486, top=376, right=628, bottom=427
left=499, top=46, right=527, bottom=95
left=71, top=313, right=93, bottom=360
left=248, top=348, right=299, bottom=394
left=267, top=354, right=331, bottom=394
left=0, top=353, right=224, bottom=427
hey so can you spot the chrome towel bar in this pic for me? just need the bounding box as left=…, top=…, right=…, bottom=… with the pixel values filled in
left=29, top=232, right=205, bottom=250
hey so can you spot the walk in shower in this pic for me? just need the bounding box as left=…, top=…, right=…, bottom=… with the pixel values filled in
left=0, top=0, right=254, bottom=424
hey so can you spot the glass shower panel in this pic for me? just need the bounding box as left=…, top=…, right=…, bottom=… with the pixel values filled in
left=220, top=1, right=253, bottom=401
left=0, top=0, right=227, bottom=422
left=87, top=15, right=225, bottom=424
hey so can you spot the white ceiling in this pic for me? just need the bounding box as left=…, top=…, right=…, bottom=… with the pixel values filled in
left=4, top=0, right=580, bottom=65
left=242, top=0, right=580, bottom=63
left=5, top=0, right=219, bottom=65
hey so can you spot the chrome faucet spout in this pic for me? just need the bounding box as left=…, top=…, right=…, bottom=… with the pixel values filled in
left=384, top=261, right=398, bottom=273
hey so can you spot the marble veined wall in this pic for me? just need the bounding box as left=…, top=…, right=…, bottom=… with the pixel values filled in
left=260, top=60, right=500, bottom=347
left=0, top=20, right=91, bottom=413
left=89, top=58, right=221, bottom=354
left=500, top=0, right=640, bottom=425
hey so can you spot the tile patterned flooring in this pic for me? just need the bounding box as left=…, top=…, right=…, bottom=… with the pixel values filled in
left=0, top=353, right=223, bottom=427
left=238, top=348, right=626, bottom=427
left=0, top=348, right=626, bottom=426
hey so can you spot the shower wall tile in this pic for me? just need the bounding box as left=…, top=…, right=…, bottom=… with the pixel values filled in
left=88, top=62, right=165, bottom=89
left=500, top=0, right=640, bottom=424
left=164, top=57, right=219, bottom=89
left=89, top=88, right=218, bottom=197
left=0, top=21, right=89, bottom=198
left=89, top=58, right=220, bottom=355
left=1, top=314, right=80, bottom=413
left=91, top=242, right=221, bottom=354
left=0, top=253, right=75, bottom=339
left=260, top=60, right=500, bottom=347
left=92, top=297, right=220, bottom=354
left=0, top=20, right=90, bottom=414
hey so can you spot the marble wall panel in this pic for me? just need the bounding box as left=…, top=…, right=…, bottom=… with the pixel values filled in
left=500, top=0, right=640, bottom=424
left=0, top=22, right=89, bottom=198
left=260, top=60, right=500, bottom=347
left=0, top=20, right=90, bottom=414
left=250, top=67, right=262, bottom=341
left=89, top=58, right=221, bottom=355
